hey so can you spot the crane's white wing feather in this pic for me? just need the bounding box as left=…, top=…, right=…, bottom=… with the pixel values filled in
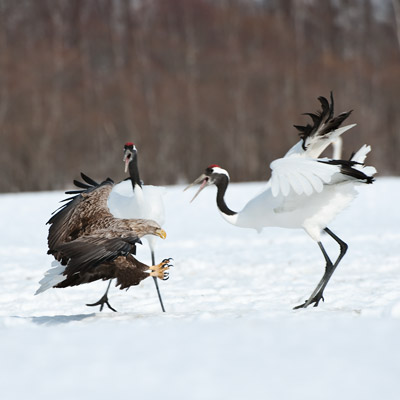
left=107, top=181, right=166, bottom=226
left=270, top=157, right=340, bottom=198
left=284, top=124, right=356, bottom=158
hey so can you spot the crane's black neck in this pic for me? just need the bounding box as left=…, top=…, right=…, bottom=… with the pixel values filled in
left=128, top=152, right=142, bottom=189
left=215, top=175, right=237, bottom=216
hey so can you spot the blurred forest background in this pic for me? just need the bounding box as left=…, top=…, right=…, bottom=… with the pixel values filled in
left=0, top=0, right=400, bottom=192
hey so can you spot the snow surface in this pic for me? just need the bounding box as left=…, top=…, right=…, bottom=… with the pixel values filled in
left=1, top=178, right=400, bottom=399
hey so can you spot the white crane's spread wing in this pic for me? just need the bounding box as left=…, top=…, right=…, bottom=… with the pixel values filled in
left=270, top=157, right=340, bottom=198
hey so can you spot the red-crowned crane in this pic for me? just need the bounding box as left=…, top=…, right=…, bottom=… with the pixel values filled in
left=185, top=93, right=376, bottom=309
left=105, top=143, right=167, bottom=311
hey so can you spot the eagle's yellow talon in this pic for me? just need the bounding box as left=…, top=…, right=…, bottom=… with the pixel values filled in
left=149, top=259, right=173, bottom=280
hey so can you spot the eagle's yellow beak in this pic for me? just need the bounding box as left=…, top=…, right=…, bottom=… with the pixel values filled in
left=156, top=229, right=167, bottom=239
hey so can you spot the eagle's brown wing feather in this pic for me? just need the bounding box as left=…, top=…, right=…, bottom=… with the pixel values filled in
left=56, top=234, right=141, bottom=275
left=56, top=261, right=117, bottom=288
left=47, top=178, right=114, bottom=261
left=114, top=254, right=151, bottom=289
left=56, top=254, right=150, bottom=290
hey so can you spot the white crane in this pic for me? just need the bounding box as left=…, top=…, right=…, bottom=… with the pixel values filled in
left=105, top=143, right=167, bottom=312
left=185, top=94, right=376, bottom=309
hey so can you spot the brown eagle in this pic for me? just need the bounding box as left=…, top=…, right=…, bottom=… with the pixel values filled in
left=35, top=173, right=172, bottom=311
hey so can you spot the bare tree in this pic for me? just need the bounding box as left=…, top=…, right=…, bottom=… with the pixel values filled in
left=0, top=0, right=399, bottom=192
left=393, top=0, right=400, bottom=49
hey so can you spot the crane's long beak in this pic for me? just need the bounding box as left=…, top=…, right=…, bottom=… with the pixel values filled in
left=123, top=150, right=132, bottom=173
left=184, top=174, right=210, bottom=203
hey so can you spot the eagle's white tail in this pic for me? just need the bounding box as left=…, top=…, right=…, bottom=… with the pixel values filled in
left=35, top=260, right=67, bottom=295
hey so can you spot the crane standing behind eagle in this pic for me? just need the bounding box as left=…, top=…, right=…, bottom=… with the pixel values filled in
left=35, top=174, right=173, bottom=311
left=104, top=142, right=167, bottom=312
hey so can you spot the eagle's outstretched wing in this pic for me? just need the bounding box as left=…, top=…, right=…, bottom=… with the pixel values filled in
left=47, top=173, right=114, bottom=261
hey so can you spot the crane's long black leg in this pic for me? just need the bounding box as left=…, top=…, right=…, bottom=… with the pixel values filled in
left=315, top=228, right=348, bottom=298
left=151, top=250, right=166, bottom=313
left=294, top=228, right=348, bottom=309
left=293, top=242, right=333, bottom=309
left=86, top=280, right=117, bottom=312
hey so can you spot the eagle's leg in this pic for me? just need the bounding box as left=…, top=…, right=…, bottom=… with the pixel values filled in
left=149, top=258, right=173, bottom=281
left=86, top=280, right=117, bottom=312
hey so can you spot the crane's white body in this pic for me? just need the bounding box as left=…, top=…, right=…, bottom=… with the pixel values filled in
left=218, top=127, right=376, bottom=241
left=222, top=179, right=357, bottom=241
left=108, top=180, right=166, bottom=252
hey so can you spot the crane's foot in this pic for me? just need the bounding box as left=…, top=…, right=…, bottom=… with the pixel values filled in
left=149, top=258, right=173, bottom=280
left=87, top=293, right=117, bottom=312
left=293, top=292, right=325, bottom=310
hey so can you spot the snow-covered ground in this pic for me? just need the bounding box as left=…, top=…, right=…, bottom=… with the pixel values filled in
left=1, top=178, right=399, bottom=399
